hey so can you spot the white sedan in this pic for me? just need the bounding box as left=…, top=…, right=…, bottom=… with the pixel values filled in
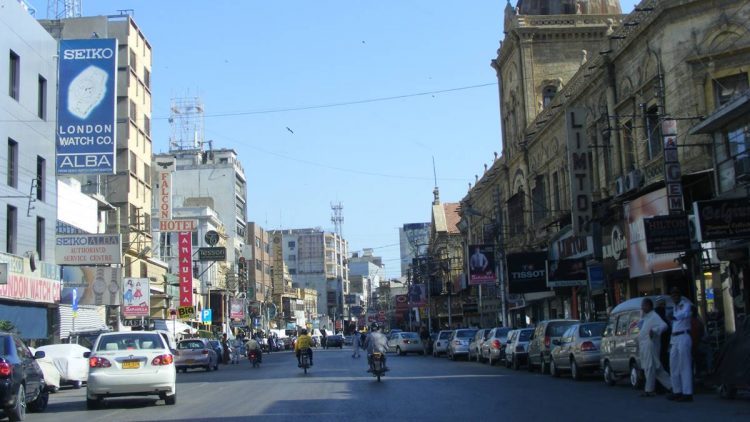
left=85, top=332, right=176, bottom=409
left=387, top=332, right=424, bottom=355
left=36, top=343, right=89, bottom=389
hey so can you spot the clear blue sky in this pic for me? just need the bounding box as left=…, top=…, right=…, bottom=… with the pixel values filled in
left=30, top=0, right=638, bottom=279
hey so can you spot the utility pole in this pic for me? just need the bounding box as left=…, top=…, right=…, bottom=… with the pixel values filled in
left=331, top=202, right=344, bottom=333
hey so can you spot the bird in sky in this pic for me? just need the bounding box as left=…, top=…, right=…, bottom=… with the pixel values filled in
left=286, top=127, right=294, bottom=134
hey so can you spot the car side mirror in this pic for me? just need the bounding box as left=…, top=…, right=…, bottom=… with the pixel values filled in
left=83, top=351, right=91, bottom=358
left=33, top=351, right=45, bottom=359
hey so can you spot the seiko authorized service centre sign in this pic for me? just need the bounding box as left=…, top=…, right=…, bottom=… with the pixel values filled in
left=55, top=234, right=122, bottom=265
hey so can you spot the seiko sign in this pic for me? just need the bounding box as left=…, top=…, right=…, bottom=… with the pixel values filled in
left=62, top=48, right=114, bottom=60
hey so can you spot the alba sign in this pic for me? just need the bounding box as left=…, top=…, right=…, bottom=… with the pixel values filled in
left=55, top=234, right=122, bottom=265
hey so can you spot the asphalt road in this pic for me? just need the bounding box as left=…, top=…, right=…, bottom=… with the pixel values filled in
left=18, top=347, right=750, bottom=422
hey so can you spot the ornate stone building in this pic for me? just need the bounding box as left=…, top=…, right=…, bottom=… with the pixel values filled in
left=462, top=0, right=750, bottom=330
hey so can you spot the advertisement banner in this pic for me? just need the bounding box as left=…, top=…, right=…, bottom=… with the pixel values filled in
left=566, top=107, right=593, bottom=236
left=158, top=171, right=173, bottom=221
left=644, top=215, right=691, bottom=253
left=178, top=232, right=193, bottom=307
left=408, top=283, right=427, bottom=306
left=694, top=198, right=750, bottom=241
left=547, top=258, right=588, bottom=288
left=625, top=188, right=681, bottom=278
left=61, top=266, right=120, bottom=305
left=468, top=244, right=496, bottom=285
left=661, top=119, right=685, bottom=214
left=55, top=234, right=122, bottom=265
left=395, top=294, right=409, bottom=311
left=56, top=38, right=118, bottom=175
left=230, top=299, right=245, bottom=320
left=198, top=247, right=226, bottom=261
left=506, top=252, right=548, bottom=294
left=122, top=277, right=150, bottom=318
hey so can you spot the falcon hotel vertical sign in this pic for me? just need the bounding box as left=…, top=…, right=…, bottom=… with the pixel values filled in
left=178, top=232, right=193, bottom=307
left=56, top=39, right=118, bottom=175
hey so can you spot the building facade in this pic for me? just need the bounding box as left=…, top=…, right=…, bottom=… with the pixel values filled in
left=461, top=0, right=750, bottom=335
left=399, top=222, right=430, bottom=278
left=0, top=0, right=61, bottom=342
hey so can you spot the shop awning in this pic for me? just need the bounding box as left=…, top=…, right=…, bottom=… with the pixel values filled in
left=59, top=304, right=107, bottom=339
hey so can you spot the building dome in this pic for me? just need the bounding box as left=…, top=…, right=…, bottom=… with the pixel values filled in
left=516, top=0, right=622, bottom=15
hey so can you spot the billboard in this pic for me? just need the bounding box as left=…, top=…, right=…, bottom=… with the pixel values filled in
left=408, top=283, right=426, bottom=306
left=625, top=188, right=681, bottom=278
left=122, top=277, right=150, bottom=318
left=506, top=252, right=548, bottom=294
left=468, top=244, right=496, bottom=285
left=178, top=232, right=193, bottom=307
left=61, top=266, right=120, bottom=306
left=694, top=198, right=750, bottom=241
left=55, top=234, right=122, bottom=265
left=566, top=107, right=593, bottom=236
left=56, top=39, right=118, bottom=175
left=230, top=299, right=245, bottom=320
left=547, top=258, right=588, bottom=288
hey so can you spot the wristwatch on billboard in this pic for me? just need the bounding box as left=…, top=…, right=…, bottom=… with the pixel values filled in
left=108, top=268, right=120, bottom=305
left=93, top=268, right=106, bottom=305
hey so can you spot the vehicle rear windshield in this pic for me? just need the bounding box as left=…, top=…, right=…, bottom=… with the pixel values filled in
left=439, top=332, right=451, bottom=339
left=178, top=340, right=205, bottom=350
left=401, top=333, right=418, bottom=339
left=456, top=330, right=477, bottom=338
left=97, top=334, right=163, bottom=351
left=519, top=330, right=533, bottom=341
left=579, top=323, right=606, bottom=338
left=547, top=323, right=576, bottom=337
left=0, top=336, right=8, bottom=355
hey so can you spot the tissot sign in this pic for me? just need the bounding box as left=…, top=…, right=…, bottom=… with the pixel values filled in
left=56, top=39, right=118, bottom=175
left=507, top=252, right=548, bottom=294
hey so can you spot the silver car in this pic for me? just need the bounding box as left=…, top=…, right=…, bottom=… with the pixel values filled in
left=468, top=329, right=491, bottom=362
left=504, top=328, right=534, bottom=370
left=527, top=319, right=579, bottom=374
left=447, top=329, right=477, bottom=361
left=432, top=330, right=453, bottom=357
left=480, top=327, right=511, bottom=365
left=387, top=332, right=424, bottom=355
left=549, top=322, right=606, bottom=380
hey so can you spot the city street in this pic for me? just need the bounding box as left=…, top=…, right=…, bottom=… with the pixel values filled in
left=22, top=347, right=750, bottom=422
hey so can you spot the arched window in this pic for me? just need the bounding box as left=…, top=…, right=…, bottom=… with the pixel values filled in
left=542, top=86, right=557, bottom=108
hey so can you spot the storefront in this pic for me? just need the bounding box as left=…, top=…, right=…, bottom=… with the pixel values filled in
left=506, top=251, right=551, bottom=326
left=547, top=226, right=596, bottom=320
left=0, top=252, right=61, bottom=344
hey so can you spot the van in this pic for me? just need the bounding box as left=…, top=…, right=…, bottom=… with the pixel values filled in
left=527, top=319, right=579, bottom=374
left=600, top=295, right=687, bottom=388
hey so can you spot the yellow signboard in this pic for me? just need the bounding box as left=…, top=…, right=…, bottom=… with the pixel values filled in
left=178, top=306, right=195, bottom=320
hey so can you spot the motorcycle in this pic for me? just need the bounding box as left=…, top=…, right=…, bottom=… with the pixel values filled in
left=371, top=352, right=387, bottom=382
left=248, top=349, right=260, bottom=368
left=299, top=349, right=311, bottom=374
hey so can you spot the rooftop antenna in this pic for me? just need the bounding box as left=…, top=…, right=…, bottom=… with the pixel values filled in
left=331, top=202, right=344, bottom=238
left=168, top=96, right=205, bottom=151
left=47, top=0, right=81, bottom=19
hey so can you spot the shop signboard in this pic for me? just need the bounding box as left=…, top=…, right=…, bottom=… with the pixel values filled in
left=157, top=162, right=174, bottom=221
left=644, top=215, right=691, bottom=253
left=566, top=107, right=593, bottom=236
left=56, top=38, right=118, bottom=175
left=694, top=198, right=750, bottom=241
left=625, top=188, right=681, bottom=278
left=547, top=258, right=588, bottom=288
left=661, top=119, right=685, bottom=214
left=395, top=294, right=409, bottom=311
left=0, top=254, right=60, bottom=304
left=178, top=306, right=195, bottom=320
left=468, top=244, right=496, bottom=285
left=602, top=223, right=628, bottom=271
left=55, top=234, right=122, bottom=265
left=408, top=283, right=426, bottom=306
left=198, top=247, right=226, bottom=261
left=122, top=277, right=150, bottom=318
left=230, top=299, right=245, bottom=320
left=506, top=252, right=548, bottom=294
left=178, top=232, right=193, bottom=307
left=587, top=264, right=605, bottom=292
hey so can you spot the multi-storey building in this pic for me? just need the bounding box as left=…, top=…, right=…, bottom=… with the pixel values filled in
left=40, top=14, right=167, bottom=316
left=399, top=223, right=430, bottom=278
left=462, top=0, right=750, bottom=334
left=246, top=222, right=272, bottom=304
left=349, top=248, right=385, bottom=312
left=0, top=0, right=60, bottom=342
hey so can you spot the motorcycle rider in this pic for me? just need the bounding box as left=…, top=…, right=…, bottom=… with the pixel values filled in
left=295, top=328, right=313, bottom=367
left=245, top=334, right=263, bottom=363
left=364, top=323, right=389, bottom=372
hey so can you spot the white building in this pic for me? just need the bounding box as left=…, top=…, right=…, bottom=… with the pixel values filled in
left=0, top=0, right=60, bottom=342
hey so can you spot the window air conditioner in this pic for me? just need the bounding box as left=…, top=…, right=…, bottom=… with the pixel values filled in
left=625, top=170, right=643, bottom=192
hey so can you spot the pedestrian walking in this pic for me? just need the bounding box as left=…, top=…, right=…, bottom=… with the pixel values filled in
left=352, top=330, right=361, bottom=358
left=221, top=333, right=231, bottom=365
left=638, top=298, right=671, bottom=397
left=419, top=326, right=430, bottom=356
left=668, top=287, right=694, bottom=402
left=321, top=329, right=328, bottom=350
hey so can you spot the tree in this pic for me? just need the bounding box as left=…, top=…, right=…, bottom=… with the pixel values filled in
left=0, top=320, right=16, bottom=333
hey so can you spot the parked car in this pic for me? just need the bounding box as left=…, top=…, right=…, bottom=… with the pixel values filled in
left=36, top=343, right=90, bottom=389
left=505, top=328, right=534, bottom=370
left=600, top=295, right=685, bottom=389
left=468, top=329, right=491, bottom=362
left=174, top=338, right=219, bottom=372
left=527, top=319, right=579, bottom=374
left=481, top=327, right=512, bottom=365
left=325, top=335, right=344, bottom=348
left=208, top=340, right=224, bottom=363
left=86, top=331, right=177, bottom=409
left=344, top=335, right=354, bottom=346
left=29, top=347, right=60, bottom=393
left=387, top=332, right=423, bottom=355
left=0, top=332, right=49, bottom=420
left=432, top=330, right=453, bottom=357
left=447, top=329, right=478, bottom=361
left=549, top=322, right=607, bottom=380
